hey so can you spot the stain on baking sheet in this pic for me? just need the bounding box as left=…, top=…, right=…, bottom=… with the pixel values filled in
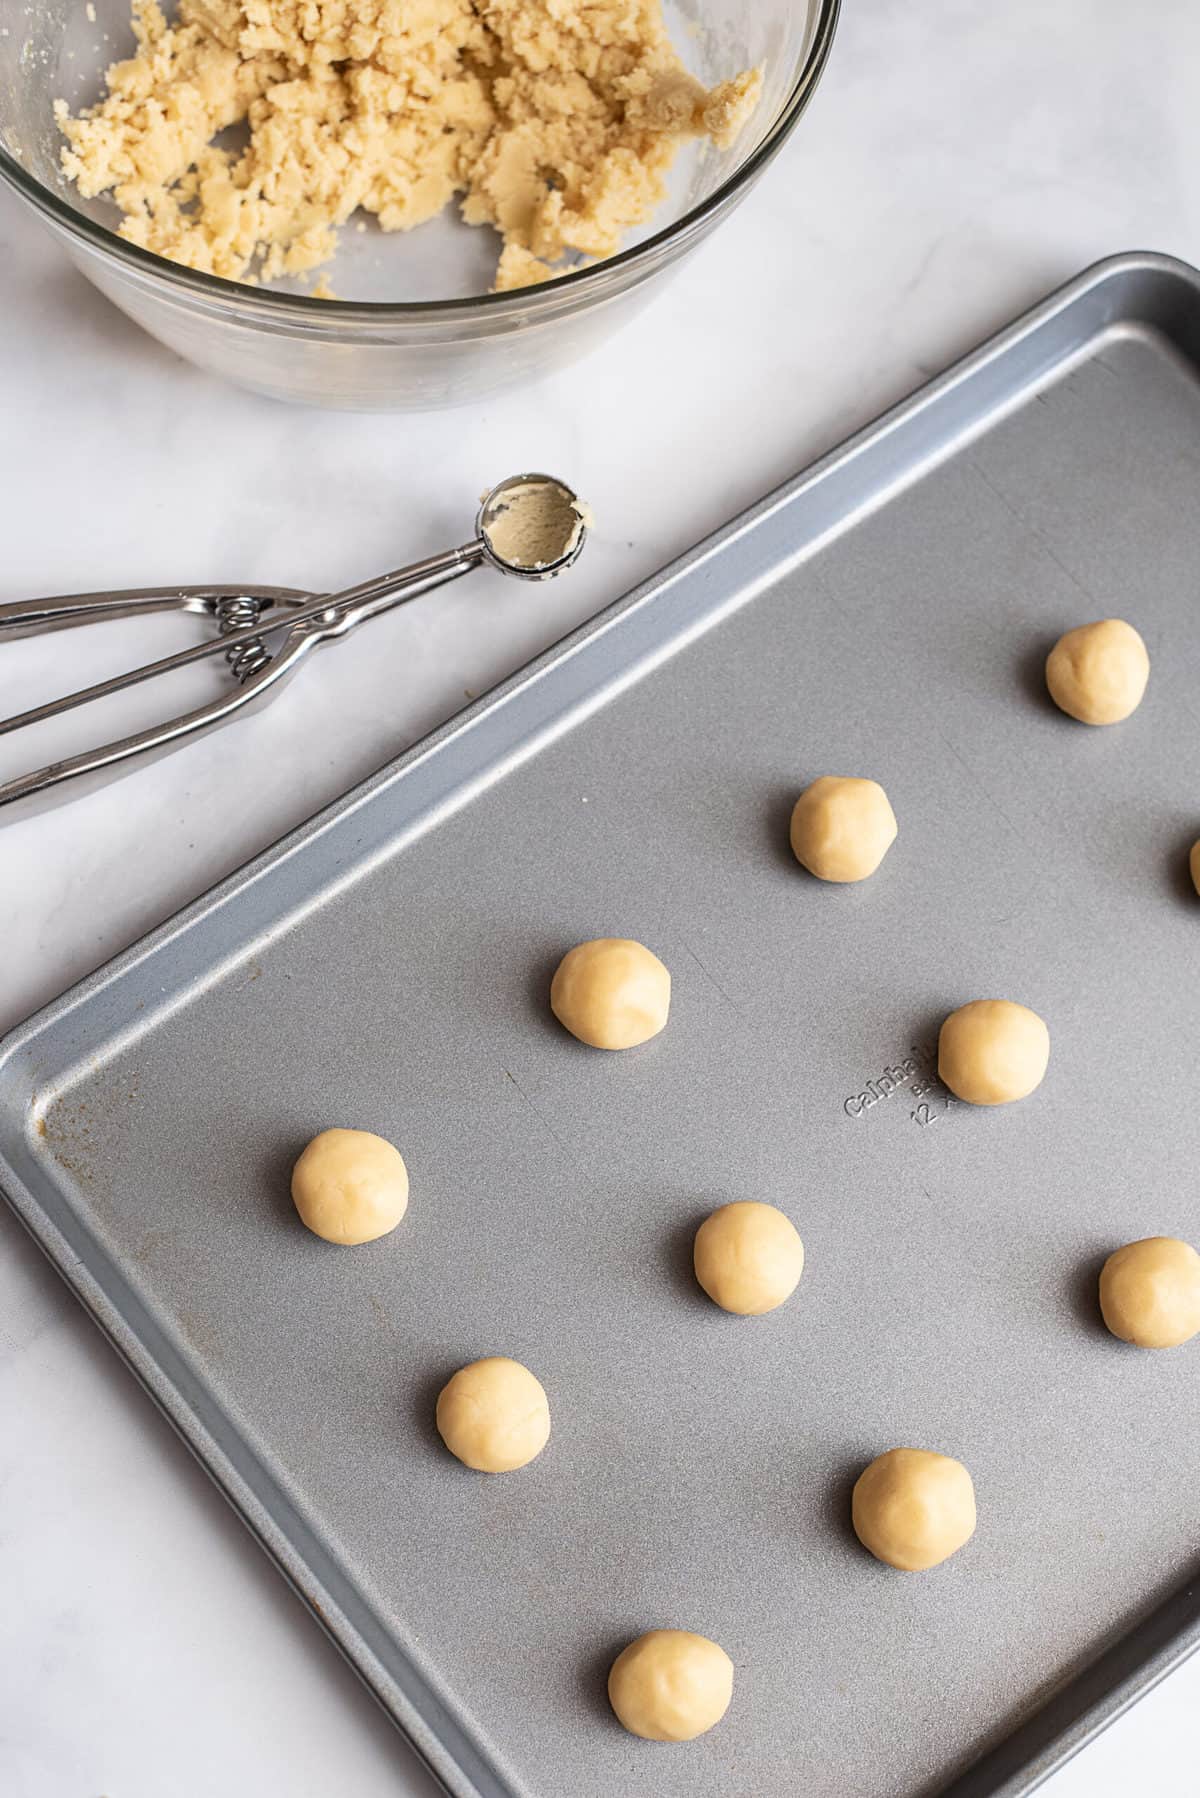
left=38, top=1069, right=143, bottom=1214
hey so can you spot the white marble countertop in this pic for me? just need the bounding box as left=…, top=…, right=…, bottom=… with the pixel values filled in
left=3, top=1, right=1200, bottom=1792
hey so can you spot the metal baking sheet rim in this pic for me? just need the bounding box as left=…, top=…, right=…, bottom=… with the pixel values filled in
left=4, top=250, right=1200, bottom=1798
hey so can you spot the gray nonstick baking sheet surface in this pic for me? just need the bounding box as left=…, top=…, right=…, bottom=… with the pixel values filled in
left=3, top=254, right=1200, bottom=1798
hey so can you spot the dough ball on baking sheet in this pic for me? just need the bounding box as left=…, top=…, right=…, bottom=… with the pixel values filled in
left=852, top=1447, right=976, bottom=1572
left=550, top=938, right=670, bottom=1050
left=789, top=777, right=897, bottom=883
left=1045, top=619, right=1149, bottom=725
left=291, top=1128, right=409, bottom=1245
left=938, top=1000, right=1049, bottom=1106
left=436, top=1357, right=551, bottom=1472
left=607, top=1630, right=733, bottom=1741
left=1099, top=1237, right=1200, bottom=1349
left=693, top=1201, right=804, bottom=1315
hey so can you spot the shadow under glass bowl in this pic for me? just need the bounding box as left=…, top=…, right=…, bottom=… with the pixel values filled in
left=0, top=0, right=839, bottom=411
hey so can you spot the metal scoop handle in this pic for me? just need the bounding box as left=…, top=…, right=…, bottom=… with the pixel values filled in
left=0, top=584, right=307, bottom=640
left=0, top=472, right=588, bottom=820
left=0, top=545, right=483, bottom=813
left=0, top=549, right=480, bottom=743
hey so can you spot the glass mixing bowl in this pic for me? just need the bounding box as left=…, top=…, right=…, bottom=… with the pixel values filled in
left=0, top=0, right=838, bottom=410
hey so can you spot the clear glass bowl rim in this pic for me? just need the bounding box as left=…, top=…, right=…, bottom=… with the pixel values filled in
left=0, top=0, right=839, bottom=322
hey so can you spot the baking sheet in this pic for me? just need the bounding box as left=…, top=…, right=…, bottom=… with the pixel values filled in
left=3, top=253, right=1200, bottom=1798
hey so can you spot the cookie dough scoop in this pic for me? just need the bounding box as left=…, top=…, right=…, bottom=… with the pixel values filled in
left=0, top=474, right=590, bottom=819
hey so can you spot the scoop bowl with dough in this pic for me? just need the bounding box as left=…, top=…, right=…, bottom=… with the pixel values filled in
left=693, top=1200, right=804, bottom=1314
left=1099, top=1237, right=1200, bottom=1349
left=550, top=938, right=671, bottom=1050
left=1045, top=619, right=1149, bottom=724
left=851, top=1447, right=976, bottom=1572
left=607, top=1629, right=734, bottom=1741
left=436, top=1356, right=551, bottom=1472
left=938, top=999, right=1050, bottom=1106
left=291, top=1127, right=409, bottom=1245
left=789, top=776, right=898, bottom=883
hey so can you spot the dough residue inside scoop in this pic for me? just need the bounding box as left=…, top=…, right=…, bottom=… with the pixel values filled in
left=56, top=0, right=763, bottom=293
left=484, top=480, right=589, bottom=568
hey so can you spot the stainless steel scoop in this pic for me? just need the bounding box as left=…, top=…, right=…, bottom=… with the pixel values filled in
left=0, top=473, right=588, bottom=818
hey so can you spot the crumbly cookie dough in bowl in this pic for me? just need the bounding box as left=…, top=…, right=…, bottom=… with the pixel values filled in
left=0, top=0, right=838, bottom=403
left=56, top=0, right=762, bottom=293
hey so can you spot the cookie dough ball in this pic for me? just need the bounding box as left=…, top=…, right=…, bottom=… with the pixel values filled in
left=1045, top=619, right=1149, bottom=725
left=607, top=1630, right=733, bottom=1741
left=938, top=999, right=1049, bottom=1106
left=852, top=1447, right=976, bottom=1572
left=550, top=938, right=670, bottom=1050
left=291, top=1128, right=409, bottom=1245
left=1190, top=840, right=1200, bottom=897
left=436, top=1357, right=550, bottom=1472
left=1099, top=1237, right=1200, bottom=1349
left=789, top=776, right=897, bottom=883
left=693, top=1201, right=804, bottom=1315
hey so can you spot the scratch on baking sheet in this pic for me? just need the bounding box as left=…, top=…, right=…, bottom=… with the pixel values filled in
left=966, top=455, right=1101, bottom=608
left=935, top=729, right=1043, bottom=867
left=683, top=943, right=744, bottom=1019
left=368, top=1291, right=400, bottom=1340
left=502, top=1068, right=571, bottom=1157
